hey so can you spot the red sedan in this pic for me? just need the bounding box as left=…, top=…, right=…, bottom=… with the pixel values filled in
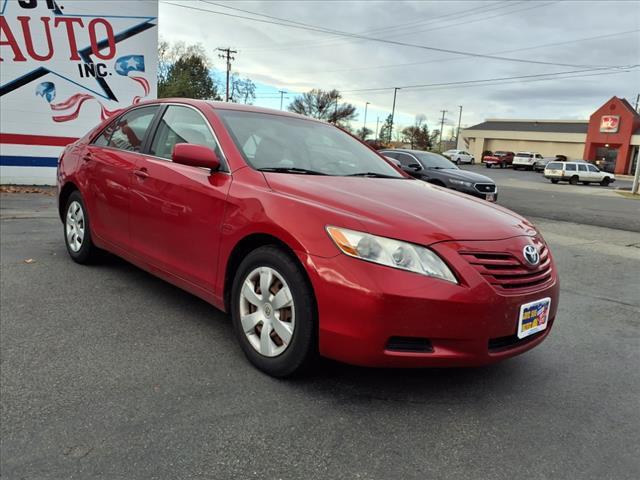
left=57, top=99, right=559, bottom=377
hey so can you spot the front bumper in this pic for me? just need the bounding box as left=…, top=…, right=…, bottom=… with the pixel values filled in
left=302, top=236, right=559, bottom=367
left=453, top=184, right=498, bottom=202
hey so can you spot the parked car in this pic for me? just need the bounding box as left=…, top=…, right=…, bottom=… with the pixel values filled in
left=544, top=161, right=615, bottom=186
left=483, top=151, right=515, bottom=169
left=533, top=155, right=569, bottom=172
left=58, top=100, right=558, bottom=377
left=380, top=149, right=498, bottom=202
left=443, top=149, right=475, bottom=165
left=513, top=152, right=544, bottom=170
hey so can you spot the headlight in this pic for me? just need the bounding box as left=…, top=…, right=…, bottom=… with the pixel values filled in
left=326, top=226, right=458, bottom=284
left=448, top=178, right=473, bottom=188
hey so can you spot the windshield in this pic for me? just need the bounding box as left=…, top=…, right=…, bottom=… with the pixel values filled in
left=414, top=151, right=458, bottom=169
left=215, top=109, right=404, bottom=178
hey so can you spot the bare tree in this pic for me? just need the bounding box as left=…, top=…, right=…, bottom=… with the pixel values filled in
left=288, top=89, right=357, bottom=126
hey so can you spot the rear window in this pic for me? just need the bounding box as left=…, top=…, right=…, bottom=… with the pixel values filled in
left=516, top=153, right=532, bottom=158
left=546, top=162, right=562, bottom=170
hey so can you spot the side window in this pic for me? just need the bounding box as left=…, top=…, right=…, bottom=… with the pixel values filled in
left=382, top=151, right=398, bottom=159
left=106, top=107, right=158, bottom=152
left=577, top=164, right=588, bottom=172
left=395, top=153, right=416, bottom=167
left=587, top=165, right=598, bottom=172
left=150, top=105, right=221, bottom=160
left=565, top=164, right=576, bottom=171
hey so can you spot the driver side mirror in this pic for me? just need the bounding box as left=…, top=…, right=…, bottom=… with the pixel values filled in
left=407, top=163, right=421, bottom=171
left=172, top=143, right=221, bottom=173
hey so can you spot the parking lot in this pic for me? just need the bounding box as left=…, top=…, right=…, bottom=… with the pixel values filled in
left=1, top=186, right=639, bottom=479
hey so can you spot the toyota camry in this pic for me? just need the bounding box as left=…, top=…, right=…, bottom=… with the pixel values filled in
left=57, top=99, right=559, bottom=377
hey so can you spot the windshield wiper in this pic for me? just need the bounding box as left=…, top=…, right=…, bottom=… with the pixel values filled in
left=257, top=167, right=328, bottom=175
left=346, top=172, right=404, bottom=178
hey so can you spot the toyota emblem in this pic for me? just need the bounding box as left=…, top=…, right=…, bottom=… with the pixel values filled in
left=523, top=245, right=540, bottom=266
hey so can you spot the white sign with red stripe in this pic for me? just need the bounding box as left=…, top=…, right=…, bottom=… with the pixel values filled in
left=0, top=0, right=158, bottom=184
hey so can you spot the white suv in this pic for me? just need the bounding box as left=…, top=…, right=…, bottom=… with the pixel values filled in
left=544, top=161, right=615, bottom=186
left=442, top=150, right=475, bottom=165
left=513, top=152, right=544, bottom=170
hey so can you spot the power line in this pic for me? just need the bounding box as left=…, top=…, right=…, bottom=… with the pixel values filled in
left=226, top=0, right=521, bottom=52
left=311, top=28, right=640, bottom=75
left=163, top=1, right=610, bottom=69
left=340, top=65, right=639, bottom=93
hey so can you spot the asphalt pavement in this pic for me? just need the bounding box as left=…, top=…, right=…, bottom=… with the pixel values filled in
left=459, top=164, right=640, bottom=232
left=1, top=191, right=639, bottom=480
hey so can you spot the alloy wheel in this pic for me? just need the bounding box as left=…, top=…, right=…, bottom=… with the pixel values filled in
left=66, top=201, right=85, bottom=252
left=239, top=266, right=295, bottom=357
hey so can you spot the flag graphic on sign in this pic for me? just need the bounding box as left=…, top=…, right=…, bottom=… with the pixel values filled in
left=34, top=55, right=150, bottom=123
left=115, top=55, right=146, bottom=76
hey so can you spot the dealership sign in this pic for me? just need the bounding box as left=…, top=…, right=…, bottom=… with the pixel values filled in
left=0, top=0, right=158, bottom=184
left=599, top=115, right=620, bottom=133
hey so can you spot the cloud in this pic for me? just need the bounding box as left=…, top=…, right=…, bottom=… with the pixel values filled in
left=159, top=0, right=640, bottom=128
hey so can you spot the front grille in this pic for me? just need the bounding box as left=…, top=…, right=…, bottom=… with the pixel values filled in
left=474, top=183, right=496, bottom=193
left=386, top=336, right=433, bottom=353
left=460, top=244, right=552, bottom=292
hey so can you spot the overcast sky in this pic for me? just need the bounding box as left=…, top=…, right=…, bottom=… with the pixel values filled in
left=159, top=0, right=640, bottom=134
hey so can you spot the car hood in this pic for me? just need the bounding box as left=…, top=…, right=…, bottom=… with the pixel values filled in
left=263, top=174, right=536, bottom=245
left=431, top=168, right=494, bottom=184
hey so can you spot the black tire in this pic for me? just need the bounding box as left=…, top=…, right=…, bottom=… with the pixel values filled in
left=582, top=182, right=590, bottom=185
left=499, top=162, right=505, bottom=169
left=231, top=246, right=317, bottom=377
left=63, top=191, right=99, bottom=264
left=486, top=163, right=492, bottom=169
left=569, top=175, right=579, bottom=185
left=455, top=158, right=461, bottom=165
left=551, top=179, right=559, bottom=184
left=600, top=177, right=610, bottom=186
left=470, top=158, right=475, bottom=165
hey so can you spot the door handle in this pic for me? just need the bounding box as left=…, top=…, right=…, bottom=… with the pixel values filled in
left=134, top=168, right=149, bottom=179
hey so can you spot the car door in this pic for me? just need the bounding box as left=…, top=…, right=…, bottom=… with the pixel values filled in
left=395, top=152, right=422, bottom=177
left=577, top=163, right=589, bottom=182
left=128, top=104, right=232, bottom=290
left=586, top=164, right=601, bottom=182
left=83, top=105, right=160, bottom=248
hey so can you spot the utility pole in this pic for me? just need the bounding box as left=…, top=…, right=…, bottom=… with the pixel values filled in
left=375, top=116, right=380, bottom=141
left=439, top=109, right=447, bottom=151
left=217, top=47, right=237, bottom=102
left=389, top=87, right=400, bottom=142
left=362, top=101, right=370, bottom=139
left=635, top=93, right=640, bottom=112
left=279, top=90, right=287, bottom=110
left=456, top=105, right=463, bottom=148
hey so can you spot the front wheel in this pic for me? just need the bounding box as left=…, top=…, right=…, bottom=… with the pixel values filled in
left=486, top=163, right=492, bottom=169
left=231, top=246, right=317, bottom=377
left=64, top=191, right=99, bottom=264
left=600, top=177, right=611, bottom=186
left=455, top=158, right=461, bottom=165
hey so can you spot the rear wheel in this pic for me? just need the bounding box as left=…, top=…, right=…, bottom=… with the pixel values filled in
left=231, top=246, right=316, bottom=377
left=486, top=163, right=492, bottom=168
left=569, top=175, right=579, bottom=185
left=600, top=177, right=611, bottom=186
left=64, top=191, right=98, bottom=264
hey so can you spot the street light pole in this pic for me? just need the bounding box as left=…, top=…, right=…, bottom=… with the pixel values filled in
left=375, top=116, right=380, bottom=141
left=389, top=88, right=400, bottom=143
left=439, top=109, right=447, bottom=151
left=456, top=105, right=463, bottom=148
left=362, top=101, right=370, bottom=139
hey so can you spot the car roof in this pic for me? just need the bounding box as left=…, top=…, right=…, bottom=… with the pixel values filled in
left=129, top=98, right=320, bottom=122
left=381, top=149, right=442, bottom=155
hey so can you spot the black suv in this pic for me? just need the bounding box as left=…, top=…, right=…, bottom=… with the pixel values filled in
left=381, top=149, right=498, bottom=202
